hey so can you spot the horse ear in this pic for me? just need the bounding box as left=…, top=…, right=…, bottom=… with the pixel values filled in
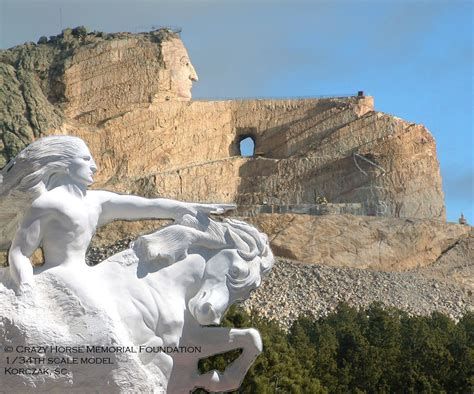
left=227, top=227, right=248, bottom=251
left=227, top=219, right=264, bottom=252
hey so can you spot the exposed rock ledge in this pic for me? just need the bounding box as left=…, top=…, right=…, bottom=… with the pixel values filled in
left=1, top=30, right=445, bottom=220
left=246, top=214, right=471, bottom=271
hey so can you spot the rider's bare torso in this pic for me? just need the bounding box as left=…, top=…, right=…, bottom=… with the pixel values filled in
left=35, top=186, right=103, bottom=270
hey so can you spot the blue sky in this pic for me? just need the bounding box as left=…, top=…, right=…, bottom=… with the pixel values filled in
left=1, top=0, right=472, bottom=223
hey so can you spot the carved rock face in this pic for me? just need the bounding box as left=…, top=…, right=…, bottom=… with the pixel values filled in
left=159, top=38, right=198, bottom=100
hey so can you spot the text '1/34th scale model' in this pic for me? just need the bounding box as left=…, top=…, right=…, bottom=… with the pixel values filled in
left=0, top=136, right=274, bottom=392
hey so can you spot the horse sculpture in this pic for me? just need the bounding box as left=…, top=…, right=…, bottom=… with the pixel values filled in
left=97, top=214, right=274, bottom=392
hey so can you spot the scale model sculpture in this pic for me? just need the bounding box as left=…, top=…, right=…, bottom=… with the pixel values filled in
left=0, top=136, right=274, bottom=393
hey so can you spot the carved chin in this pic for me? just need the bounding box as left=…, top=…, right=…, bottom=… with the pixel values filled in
left=177, top=89, right=192, bottom=100
left=175, top=82, right=192, bottom=100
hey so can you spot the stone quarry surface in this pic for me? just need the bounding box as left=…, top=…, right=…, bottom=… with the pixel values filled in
left=1, top=29, right=445, bottom=221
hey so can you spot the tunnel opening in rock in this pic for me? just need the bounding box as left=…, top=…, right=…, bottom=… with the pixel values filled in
left=239, top=136, right=256, bottom=157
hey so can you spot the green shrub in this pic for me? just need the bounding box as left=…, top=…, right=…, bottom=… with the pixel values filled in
left=72, top=26, right=88, bottom=38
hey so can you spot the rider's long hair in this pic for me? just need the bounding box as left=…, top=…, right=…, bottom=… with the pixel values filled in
left=0, top=136, right=88, bottom=249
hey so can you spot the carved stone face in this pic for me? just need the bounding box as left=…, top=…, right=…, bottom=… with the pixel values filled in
left=161, top=38, right=198, bottom=100
left=68, top=142, right=97, bottom=186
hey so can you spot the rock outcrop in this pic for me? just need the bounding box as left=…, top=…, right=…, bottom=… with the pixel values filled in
left=246, top=214, right=471, bottom=271
left=3, top=213, right=470, bottom=276
left=0, top=28, right=193, bottom=163
left=1, top=29, right=445, bottom=221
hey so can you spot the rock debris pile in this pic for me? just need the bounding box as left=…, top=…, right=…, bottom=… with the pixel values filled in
left=86, top=237, right=135, bottom=266
left=244, top=258, right=473, bottom=329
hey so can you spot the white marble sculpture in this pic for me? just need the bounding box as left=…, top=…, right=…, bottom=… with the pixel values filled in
left=0, top=136, right=274, bottom=393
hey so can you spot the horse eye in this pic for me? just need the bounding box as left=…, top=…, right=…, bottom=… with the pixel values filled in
left=230, top=266, right=241, bottom=278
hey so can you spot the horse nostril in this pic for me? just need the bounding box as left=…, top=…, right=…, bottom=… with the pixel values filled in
left=201, top=291, right=207, bottom=299
left=201, top=302, right=212, bottom=315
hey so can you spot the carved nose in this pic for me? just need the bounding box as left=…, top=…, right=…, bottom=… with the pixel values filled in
left=201, top=302, right=220, bottom=324
left=189, top=65, right=198, bottom=82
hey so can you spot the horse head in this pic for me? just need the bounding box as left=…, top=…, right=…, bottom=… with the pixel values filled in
left=130, top=216, right=273, bottom=326
left=188, top=219, right=274, bottom=326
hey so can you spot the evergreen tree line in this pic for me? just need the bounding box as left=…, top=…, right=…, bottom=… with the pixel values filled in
left=197, top=303, right=473, bottom=393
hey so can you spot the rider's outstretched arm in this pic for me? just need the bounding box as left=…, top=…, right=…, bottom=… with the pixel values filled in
left=94, top=190, right=234, bottom=226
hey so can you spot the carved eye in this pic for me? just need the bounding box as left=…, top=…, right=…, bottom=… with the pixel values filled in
left=230, top=266, right=240, bottom=278
left=82, top=156, right=91, bottom=161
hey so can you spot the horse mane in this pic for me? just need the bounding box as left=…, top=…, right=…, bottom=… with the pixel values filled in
left=131, top=214, right=274, bottom=288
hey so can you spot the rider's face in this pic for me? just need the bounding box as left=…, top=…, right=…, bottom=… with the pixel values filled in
left=162, top=38, right=198, bottom=99
left=68, top=143, right=97, bottom=186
